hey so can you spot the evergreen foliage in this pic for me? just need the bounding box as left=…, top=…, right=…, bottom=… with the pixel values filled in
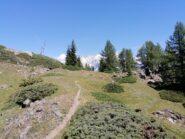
left=161, top=22, right=185, bottom=89
left=63, top=102, right=173, bottom=139
left=103, top=82, right=123, bottom=93
left=19, top=77, right=43, bottom=87
left=119, top=48, right=135, bottom=74
left=65, top=40, right=77, bottom=66
left=137, top=41, right=163, bottom=73
left=99, top=41, right=118, bottom=72
left=14, top=83, right=57, bottom=106
left=76, top=57, right=83, bottom=68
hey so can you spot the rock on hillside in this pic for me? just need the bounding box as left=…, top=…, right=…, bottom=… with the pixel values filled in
left=2, top=94, right=72, bottom=139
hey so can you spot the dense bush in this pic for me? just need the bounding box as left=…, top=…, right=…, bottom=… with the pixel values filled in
left=115, top=75, right=137, bottom=84
left=92, top=92, right=120, bottom=103
left=159, top=90, right=185, bottom=103
left=63, top=102, right=173, bottom=139
left=19, top=77, right=43, bottom=87
left=103, top=82, right=123, bottom=93
left=14, top=83, right=57, bottom=106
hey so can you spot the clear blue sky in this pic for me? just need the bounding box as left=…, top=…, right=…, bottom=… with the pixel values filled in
left=1, top=0, right=185, bottom=57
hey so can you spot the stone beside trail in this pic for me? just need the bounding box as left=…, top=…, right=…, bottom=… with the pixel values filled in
left=2, top=94, right=72, bottom=139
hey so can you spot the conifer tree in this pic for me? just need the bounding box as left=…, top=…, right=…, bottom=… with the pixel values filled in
left=119, top=48, right=126, bottom=72
left=137, top=41, right=163, bottom=74
left=65, top=40, right=77, bottom=66
left=76, top=57, right=82, bottom=67
left=125, top=49, right=134, bottom=75
left=119, top=48, right=134, bottom=75
left=161, top=22, right=185, bottom=88
left=99, top=40, right=118, bottom=72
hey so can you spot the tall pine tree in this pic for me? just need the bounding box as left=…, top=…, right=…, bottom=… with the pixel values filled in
left=161, top=22, right=185, bottom=88
left=99, top=41, right=118, bottom=72
left=119, top=48, right=134, bottom=75
left=65, top=40, right=77, bottom=66
left=76, top=57, right=83, bottom=67
left=137, top=41, right=163, bottom=74
left=125, top=49, right=134, bottom=75
left=119, top=48, right=126, bottom=72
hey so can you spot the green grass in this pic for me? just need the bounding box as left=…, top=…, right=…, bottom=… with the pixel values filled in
left=159, top=90, right=185, bottom=103
left=42, top=72, right=63, bottom=77
left=115, top=75, right=137, bottom=83
left=30, top=53, right=63, bottom=69
left=92, top=92, right=121, bottom=103
left=0, top=45, right=63, bottom=69
left=1, top=62, right=185, bottom=138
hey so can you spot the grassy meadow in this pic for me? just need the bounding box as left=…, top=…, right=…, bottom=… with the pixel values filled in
left=0, top=62, right=185, bottom=138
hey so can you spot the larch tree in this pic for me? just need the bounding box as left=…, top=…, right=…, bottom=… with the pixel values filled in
left=99, top=40, right=118, bottom=72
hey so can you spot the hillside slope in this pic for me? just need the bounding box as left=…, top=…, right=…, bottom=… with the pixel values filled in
left=0, top=61, right=185, bottom=138
left=0, top=45, right=63, bottom=69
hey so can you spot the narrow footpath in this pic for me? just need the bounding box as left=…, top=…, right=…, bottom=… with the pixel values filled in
left=45, top=81, right=81, bottom=139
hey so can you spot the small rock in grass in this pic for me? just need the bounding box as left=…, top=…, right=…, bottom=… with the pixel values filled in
left=23, top=99, right=31, bottom=107
left=0, top=84, right=8, bottom=90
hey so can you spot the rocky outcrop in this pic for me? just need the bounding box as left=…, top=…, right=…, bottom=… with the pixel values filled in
left=153, top=109, right=185, bottom=124
left=112, top=72, right=128, bottom=78
left=138, top=69, right=162, bottom=88
left=4, top=97, right=66, bottom=139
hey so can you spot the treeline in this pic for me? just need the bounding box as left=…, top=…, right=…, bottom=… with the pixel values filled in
left=64, top=40, right=94, bottom=71
left=99, top=40, right=135, bottom=74
left=137, top=22, right=185, bottom=91
left=64, top=40, right=135, bottom=73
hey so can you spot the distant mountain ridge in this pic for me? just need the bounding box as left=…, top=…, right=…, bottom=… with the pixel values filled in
left=57, top=54, right=101, bottom=71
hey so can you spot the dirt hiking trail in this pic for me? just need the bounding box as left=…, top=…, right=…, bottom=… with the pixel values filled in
left=45, top=81, right=81, bottom=139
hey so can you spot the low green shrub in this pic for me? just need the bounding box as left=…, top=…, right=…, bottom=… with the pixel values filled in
left=115, top=75, right=137, bottom=83
left=19, top=77, right=43, bottom=87
left=103, top=82, right=124, bottom=93
left=92, top=92, right=120, bottom=103
left=159, top=90, right=185, bottom=103
left=14, top=83, right=58, bottom=106
left=63, top=102, right=173, bottom=138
